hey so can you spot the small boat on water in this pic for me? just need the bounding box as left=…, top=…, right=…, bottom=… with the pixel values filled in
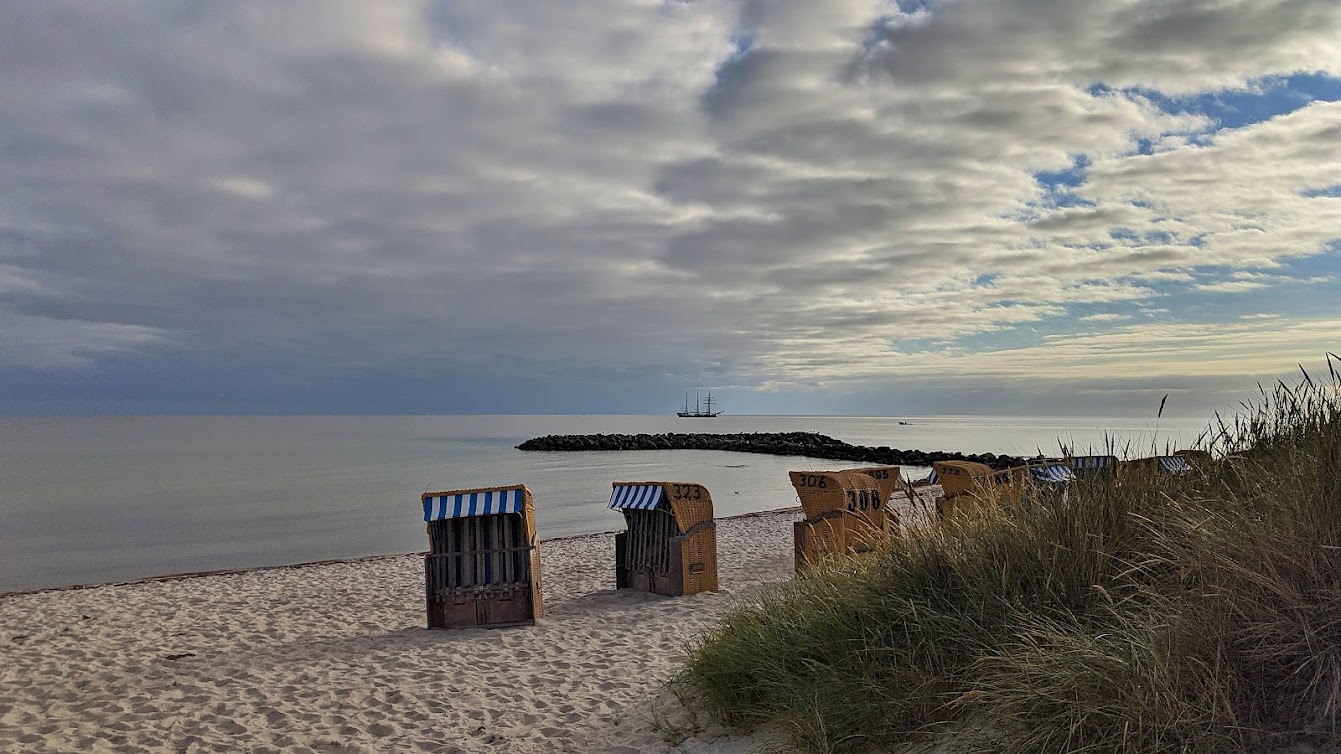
left=678, top=390, right=721, bottom=418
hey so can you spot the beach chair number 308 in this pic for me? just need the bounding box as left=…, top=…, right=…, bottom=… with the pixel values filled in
left=846, top=489, right=881, bottom=512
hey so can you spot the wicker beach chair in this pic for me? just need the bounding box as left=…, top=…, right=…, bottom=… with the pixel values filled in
left=421, top=484, right=544, bottom=629
left=932, top=460, right=1041, bottom=518
left=1174, top=449, right=1213, bottom=468
left=1028, top=462, right=1077, bottom=485
left=1121, top=455, right=1195, bottom=480
left=1069, top=455, right=1118, bottom=480
left=609, top=482, right=718, bottom=597
left=790, top=470, right=893, bottom=572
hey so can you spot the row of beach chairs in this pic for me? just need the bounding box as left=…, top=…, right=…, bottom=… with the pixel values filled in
left=921, top=450, right=1209, bottom=517
left=419, top=467, right=901, bottom=629
left=421, top=452, right=1209, bottom=630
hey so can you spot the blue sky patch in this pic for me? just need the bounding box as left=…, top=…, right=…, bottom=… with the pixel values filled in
left=890, top=0, right=934, bottom=13
left=1303, top=184, right=1341, bottom=198
left=1031, top=156, right=1095, bottom=210
left=1129, top=73, right=1341, bottom=131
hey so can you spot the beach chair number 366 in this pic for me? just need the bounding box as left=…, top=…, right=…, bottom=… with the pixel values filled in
left=846, top=489, right=881, bottom=511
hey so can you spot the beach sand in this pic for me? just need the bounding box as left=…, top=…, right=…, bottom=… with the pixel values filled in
left=0, top=507, right=821, bottom=754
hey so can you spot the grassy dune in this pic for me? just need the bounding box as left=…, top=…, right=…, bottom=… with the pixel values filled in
left=678, top=370, right=1341, bottom=753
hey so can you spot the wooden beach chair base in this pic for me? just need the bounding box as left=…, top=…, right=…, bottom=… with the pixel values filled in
left=426, top=581, right=537, bottom=630
left=793, top=511, right=889, bottom=573
left=615, top=521, right=717, bottom=597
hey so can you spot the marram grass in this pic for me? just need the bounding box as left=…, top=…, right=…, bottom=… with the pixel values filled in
left=678, top=362, right=1341, bottom=754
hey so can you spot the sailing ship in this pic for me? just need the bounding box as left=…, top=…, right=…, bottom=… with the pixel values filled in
left=677, top=390, right=721, bottom=418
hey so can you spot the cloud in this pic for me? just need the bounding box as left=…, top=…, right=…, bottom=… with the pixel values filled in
left=928, top=317, right=1341, bottom=381
left=0, top=0, right=1339, bottom=412
left=0, top=310, right=173, bottom=369
left=1193, top=270, right=1334, bottom=293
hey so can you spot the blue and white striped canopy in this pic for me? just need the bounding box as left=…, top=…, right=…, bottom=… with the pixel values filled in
left=1030, top=465, right=1076, bottom=483
left=922, top=469, right=939, bottom=484
left=1071, top=456, right=1113, bottom=469
left=423, top=488, right=525, bottom=521
left=1159, top=456, right=1193, bottom=474
left=608, top=484, right=665, bottom=510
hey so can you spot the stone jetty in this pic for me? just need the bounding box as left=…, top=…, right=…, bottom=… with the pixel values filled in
left=516, top=431, right=1024, bottom=469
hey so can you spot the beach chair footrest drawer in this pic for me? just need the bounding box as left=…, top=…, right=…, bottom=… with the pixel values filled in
left=426, top=586, right=536, bottom=629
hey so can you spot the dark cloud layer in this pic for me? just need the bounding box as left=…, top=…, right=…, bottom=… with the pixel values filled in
left=1, top=0, right=1339, bottom=414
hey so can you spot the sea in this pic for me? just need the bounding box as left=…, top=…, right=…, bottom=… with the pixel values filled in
left=0, top=414, right=1211, bottom=593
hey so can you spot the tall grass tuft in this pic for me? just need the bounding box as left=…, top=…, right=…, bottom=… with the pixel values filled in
left=678, top=360, right=1341, bottom=753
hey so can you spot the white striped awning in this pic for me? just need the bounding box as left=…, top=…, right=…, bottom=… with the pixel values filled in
left=1159, top=456, right=1193, bottom=474
left=922, top=468, right=939, bottom=484
left=423, top=488, right=525, bottom=521
left=608, top=484, right=665, bottom=510
left=1030, top=465, right=1076, bottom=483
left=1071, top=456, right=1113, bottom=469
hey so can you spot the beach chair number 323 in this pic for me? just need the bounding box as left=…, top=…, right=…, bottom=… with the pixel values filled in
left=671, top=484, right=703, bottom=500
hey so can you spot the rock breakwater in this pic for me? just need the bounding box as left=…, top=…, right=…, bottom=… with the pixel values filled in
left=516, top=431, right=1023, bottom=469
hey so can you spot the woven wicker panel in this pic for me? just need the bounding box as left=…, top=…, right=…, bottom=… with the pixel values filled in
left=1174, top=449, right=1212, bottom=466
left=994, top=465, right=1030, bottom=501
left=844, top=466, right=903, bottom=535
left=521, top=487, right=543, bottom=619
left=529, top=542, right=544, bottom=619
left=614, top=481, right=714, bottom=532
left=1006, top=464, right=1034, bottom=482
left=794, top=515, right=848, bottom=572
left=422, top=483, right=532, bottom=499
left=931, top=461, right=993, bottom=498
left=789, top=470, right=879, bottom=518
left=790, top=470, right=897, bottom=551
left=845, top=465, right=902, bottom=502
left=679, top=526, right=718, bottom=595
left=664, top=482, right=714, bottom=531
left=933, top=461, right=1030, bottom=518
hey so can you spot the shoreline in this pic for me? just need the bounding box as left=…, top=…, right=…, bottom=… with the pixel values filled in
left=0, top=505, right=806, bottom=600
left=0, top=507, right=816, bottom=754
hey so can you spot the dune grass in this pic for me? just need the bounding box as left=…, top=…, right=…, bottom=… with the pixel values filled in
left=678, top=365, right=1341, bottom=753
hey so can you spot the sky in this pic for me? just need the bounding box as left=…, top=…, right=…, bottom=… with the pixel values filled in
left=1, top=0, right=1339, bottom=417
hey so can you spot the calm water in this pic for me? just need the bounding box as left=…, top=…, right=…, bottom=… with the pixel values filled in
left=0, top=414, right=1208, bottom=592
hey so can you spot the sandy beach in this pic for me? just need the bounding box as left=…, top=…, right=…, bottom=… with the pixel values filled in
left=0, top=506, right=832, bottom=754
